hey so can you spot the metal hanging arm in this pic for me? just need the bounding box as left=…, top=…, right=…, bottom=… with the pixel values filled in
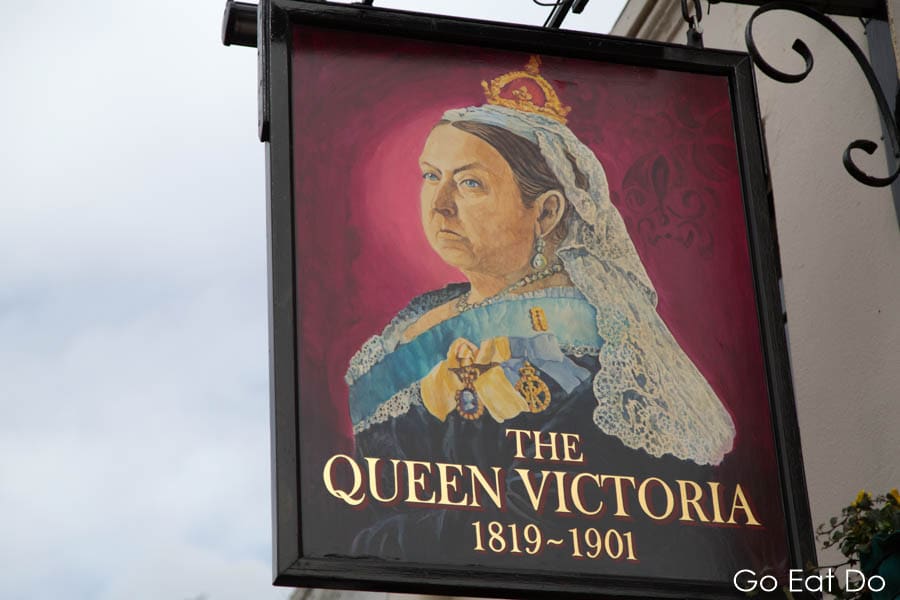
left=682, top=0, right=704, bottom=48
left=709, top=0, right=885, bottom=19
left=543, top=0, right=576, bottom=28
left=745, top=1, right=900, bottom=187
left=222, top=0, right=258, bottom=47
left=541, top=0, right=590, bottom=29
left=226, top=0, right=593, bottom=42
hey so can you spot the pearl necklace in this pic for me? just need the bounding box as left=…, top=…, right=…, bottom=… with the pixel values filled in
left=455, top=262, right=564, bottom=314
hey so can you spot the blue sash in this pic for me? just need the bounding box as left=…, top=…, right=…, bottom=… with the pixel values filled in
left=348, top=292, right=603, bottom=427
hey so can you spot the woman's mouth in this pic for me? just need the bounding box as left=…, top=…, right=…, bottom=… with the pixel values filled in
left=436, top=229, right=464, bottom=240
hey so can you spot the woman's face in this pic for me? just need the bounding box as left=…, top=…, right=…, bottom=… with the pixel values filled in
left=419, top=124, right=538, bottom=278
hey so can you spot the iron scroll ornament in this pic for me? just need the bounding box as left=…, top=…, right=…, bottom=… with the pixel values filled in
left=745, top=1, right=900, bottom=187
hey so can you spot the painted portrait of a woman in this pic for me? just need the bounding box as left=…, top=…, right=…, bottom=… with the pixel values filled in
left=284, top=13, right=797, bottom=583
left=337, top=56, right=740, bottom=570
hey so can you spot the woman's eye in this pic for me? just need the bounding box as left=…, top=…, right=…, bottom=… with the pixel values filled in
left=422, top=172, right=439, bottom=182
left=459, top=178, right=482, bottom=189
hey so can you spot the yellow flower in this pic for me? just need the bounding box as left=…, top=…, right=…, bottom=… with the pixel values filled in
left=889, top=488, right=900, bottom=505
left=853, top=490, right=871, bottom=507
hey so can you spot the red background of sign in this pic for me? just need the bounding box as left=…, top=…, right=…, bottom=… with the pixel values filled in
left=291, top=25, right=789, bottom=571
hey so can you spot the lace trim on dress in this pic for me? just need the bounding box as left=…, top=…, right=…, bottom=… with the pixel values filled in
left=352, top=382, right=423, bottom=434
left=559, top=343, right=601, bottom=357
left=344, top=335, right=386, bottom=386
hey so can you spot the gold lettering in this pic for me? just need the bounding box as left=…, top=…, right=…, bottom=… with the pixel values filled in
left=533, top=431, right=559, bottom=461
left=560, top=433, right=584, bottom=462
left=323, top=454, right=366, bottom=506
left=727, top=484, right=762, bottom=526
left=505, top=428, right=532, bottom=459
left=677, top=480, right=710, bottom=522
left=514, top=468, right=552, bottom=511
left=436, top=462, right=469, bottom=507
left=708, top=481, right=726, bottom=523
left=552, top=470, right=572, bottom=513
left=571, top=473, right=604, bottom=516
left=364, top=457, right=401, bottom=503
left=638, top=477, right=675, bottom=520
left=600, top=474, right=636, bottom=517
left=468, top=465, right=504, bottom=509
left=404, top=460, right=436, bottom=504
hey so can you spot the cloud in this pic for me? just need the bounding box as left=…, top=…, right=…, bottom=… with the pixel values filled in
left=0, top=1, right=287, bottom=598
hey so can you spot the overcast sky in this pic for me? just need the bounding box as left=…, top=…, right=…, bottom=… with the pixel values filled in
left=0, top=2, right=624, bottom=599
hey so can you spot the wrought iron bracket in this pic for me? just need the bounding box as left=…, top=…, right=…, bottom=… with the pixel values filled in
left=222, top=0, right=258, bottom=47
left=222, top=0, right=594, bottom=43
left=711, top=0, right=886, bottom=20
left=682, top=0, right=705, bottom=48
left=543, top=0, right=590, bottom=29
left=745, top=1, right=900, bottom=188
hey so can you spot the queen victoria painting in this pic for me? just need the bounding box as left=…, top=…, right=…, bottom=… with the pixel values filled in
left=286, top=18, right=797, bottom=589
left=346, top=56, right=735, bottom=465
left=336, top=54, right=743, bottom=567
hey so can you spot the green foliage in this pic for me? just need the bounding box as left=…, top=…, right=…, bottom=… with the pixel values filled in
left=811, top=489, right=900, bottom=600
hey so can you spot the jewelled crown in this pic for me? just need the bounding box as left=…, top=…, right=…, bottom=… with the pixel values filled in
left=481, top=56, right=572, bottom=124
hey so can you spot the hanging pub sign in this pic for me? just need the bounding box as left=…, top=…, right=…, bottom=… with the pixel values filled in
left=265, top=1, right=814, bottom=597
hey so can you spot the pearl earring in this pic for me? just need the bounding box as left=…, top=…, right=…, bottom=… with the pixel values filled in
left=531, top=234, right=547, bottom=270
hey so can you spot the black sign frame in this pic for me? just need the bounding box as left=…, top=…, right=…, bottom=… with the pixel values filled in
left=264, top=1, right=815, bottom=597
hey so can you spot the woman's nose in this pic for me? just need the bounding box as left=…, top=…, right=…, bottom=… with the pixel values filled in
left=433, top=181, right=457, bottom=217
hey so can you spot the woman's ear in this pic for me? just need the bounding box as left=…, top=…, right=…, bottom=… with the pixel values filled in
left=535, top=190, right=567, bottom=238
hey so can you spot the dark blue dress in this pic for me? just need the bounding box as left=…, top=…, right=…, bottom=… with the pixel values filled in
left=342, top=285, right=757, bottom=581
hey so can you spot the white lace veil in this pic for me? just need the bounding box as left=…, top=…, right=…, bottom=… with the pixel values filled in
left=442, top=105, right=736, bottom=466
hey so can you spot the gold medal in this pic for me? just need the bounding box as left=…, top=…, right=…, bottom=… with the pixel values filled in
left=450, top=344, right=489, bottom=420
left=453, top=365, right=485, bottom=420
left=515, top=361, right=551, bottom=413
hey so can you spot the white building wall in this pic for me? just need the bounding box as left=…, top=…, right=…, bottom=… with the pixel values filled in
left=613, top=1, right=900, bottom=567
